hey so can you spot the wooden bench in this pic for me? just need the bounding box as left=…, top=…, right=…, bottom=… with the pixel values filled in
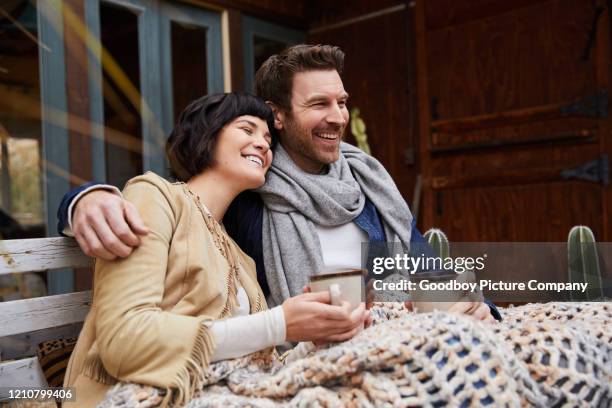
left=0, top=237, right=92, bottom=399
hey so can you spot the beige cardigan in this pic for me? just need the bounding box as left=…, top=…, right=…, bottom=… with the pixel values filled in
left=64, top=172, right=268, bottom=407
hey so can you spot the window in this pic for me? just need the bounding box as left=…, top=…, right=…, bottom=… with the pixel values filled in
left=86, top=0, right=224, bottom=182
left=99, top=2, right=143, bottom=187
left=0, top=0, right=44, bottom=237
left=0, top=0, right=70, bottom=297
left=159, top=2, right=224, bottom=142
left=2, top=0, right=225, bottom=296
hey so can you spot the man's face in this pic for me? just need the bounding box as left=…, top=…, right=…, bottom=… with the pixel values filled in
left=275, top=70, right=349, bottom=174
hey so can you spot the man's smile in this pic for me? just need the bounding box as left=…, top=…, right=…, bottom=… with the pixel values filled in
left=315, top=132, right=339, bottom=140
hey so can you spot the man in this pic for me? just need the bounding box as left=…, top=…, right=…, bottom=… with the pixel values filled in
left=58, top=44, right=499, bottom=323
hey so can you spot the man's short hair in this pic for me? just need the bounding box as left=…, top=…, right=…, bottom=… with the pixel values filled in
left=166, top=92, right=276, bottom=181
left=254, top=44, right=345, bottom=111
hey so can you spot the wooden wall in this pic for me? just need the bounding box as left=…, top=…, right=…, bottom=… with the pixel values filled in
left=62, top=0, right=418, bottom=205
left=415, top=0, right=612, bottom=241
left=59, top=0, right=610, bottom=247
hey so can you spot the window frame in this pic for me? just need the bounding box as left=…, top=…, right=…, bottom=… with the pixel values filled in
left=38, top=0, right=72, bottom=294
left=241, top=15, right=304, bottom=93
left=159, top=2, right=224, bottom=167
left=85, top=0, right=164, bottom=181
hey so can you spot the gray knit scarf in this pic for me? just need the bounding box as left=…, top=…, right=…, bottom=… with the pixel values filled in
left=257, top=142, right=413, bottom=307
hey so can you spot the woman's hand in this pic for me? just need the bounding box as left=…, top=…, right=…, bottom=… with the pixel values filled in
left=282, top=291, right=368, bottom=343
left=303, top=284, right=373, bottom=328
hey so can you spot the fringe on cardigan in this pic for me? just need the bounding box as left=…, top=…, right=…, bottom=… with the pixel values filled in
left=82, top=355, right=118, bottom=386
left=167, top=320, right=217, bottom=407
left=83, top=320, right=217, bottom=408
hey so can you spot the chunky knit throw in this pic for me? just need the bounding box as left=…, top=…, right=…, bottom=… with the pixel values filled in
left=98, top=302, right=611, bottom=407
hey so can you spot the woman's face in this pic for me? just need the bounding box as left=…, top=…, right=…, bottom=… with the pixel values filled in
left=211, top=115, right=273, bottom=190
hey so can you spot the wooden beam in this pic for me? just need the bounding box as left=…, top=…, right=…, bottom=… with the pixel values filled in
left=425, top=0, right=546, bottom=31
left=63, top=0, right=92, bottom=187
left=308, top=3, right=408, bottom=34
left=0, top=237, right=92, bottom=275
left=63, top=0, right=94, bottom=291
left=430, top=101, right=603, bottom=134
left=431, top=127, right=596, bottom=152
left=594, top=0, right=612, bottom=241
left=414, top=0, right=434, bottom=229
left=227, top=8, right=244, bottom=91
left=431, top=167, right=592, bottom=190
left=0, top=291, right=91, bottom=337
left=0, top=125, right=11, bottom=213
left=0, top=323, right=82, bottom=361
left=184, top=0, right=306, bottom=29
left=0, top=357, right=48, bottom=392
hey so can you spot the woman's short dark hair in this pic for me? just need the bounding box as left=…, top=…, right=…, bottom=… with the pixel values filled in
left=166, top=92, right=277, bottom=181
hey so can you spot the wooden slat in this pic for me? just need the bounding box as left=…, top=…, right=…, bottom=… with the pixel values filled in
left=189, top=0, right=306, bottom=28
left=427, top=106, right=540, bottom=132
left=430, top=128, right=596, bottom=153
left=0, top=291, right=91, bottom=337
left=0, top=323, right=83, bottom=361
left=415, top=0, right=435, bottom=229
left=430, top=101, right=596, bottom=134
left=426, top=0, right=550, bottom=31
left=431, top=167, right=592, bottom=190
left=0, top=357, right=48, bottom=393
left=0, top=237, right=92, bottom=275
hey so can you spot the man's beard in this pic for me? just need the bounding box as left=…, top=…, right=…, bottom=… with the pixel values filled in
left=281, top=114, right=346, bottom=164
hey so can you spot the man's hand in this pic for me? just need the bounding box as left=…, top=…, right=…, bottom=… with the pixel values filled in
left=72, top=190, right=149, bottom=260
left=449, top=301, right=496, bottom=324
left=282, top=291, right=368, bottom=343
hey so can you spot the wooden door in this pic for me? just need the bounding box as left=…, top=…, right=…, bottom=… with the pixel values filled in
left=415, top=0, right=612, bottom=242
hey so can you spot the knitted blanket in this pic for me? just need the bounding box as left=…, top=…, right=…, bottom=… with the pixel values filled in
left=98, top=302, right=611, bottom=407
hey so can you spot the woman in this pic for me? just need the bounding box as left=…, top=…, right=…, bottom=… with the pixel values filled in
left=63, top=93, right=367, bottom=407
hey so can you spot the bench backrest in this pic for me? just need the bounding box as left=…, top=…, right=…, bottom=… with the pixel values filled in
left=0, top=237, right=93, bottom=394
